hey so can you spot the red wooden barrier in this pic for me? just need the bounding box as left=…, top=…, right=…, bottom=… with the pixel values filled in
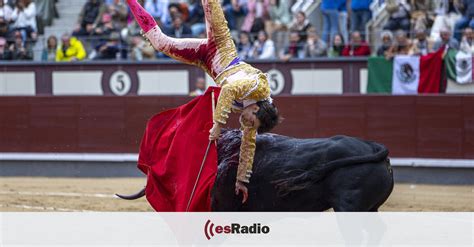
left=0, top=95, right=473, bottom=158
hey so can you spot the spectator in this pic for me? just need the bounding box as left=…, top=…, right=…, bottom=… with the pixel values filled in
left=280, top=31, right=305, bottom=61
left=167, top=3, right=189, bottom=25
left=11, top=0, right=37, bottom=42
left=430, top=0, right=462, bottom=40
left=124, top=15, right=142, bottom=38
left=56, top=33, right=87, bottom=62
left=164, top=16, right=192, bottom=38
left=411, top=0, right=435, bottom=31
left=8, top=30, right=33, bottom=60
left=41, top=35, right=58, bottom=61
left=328, top=33, right=345, bottom=57
left=384, top=0, right=411, bottom=33
left=93, top=13, right=117, bottom=40
left=351, top=0, right=372, bottom=36
left=289, top=11, right=312, bottom=41
left=224, top=0, right=248, bottom=30
left=268, top=0, right=291, bottom=34
left=189, top=77, right=207, bottom=96
left=0, top=37, right=13, bottom=60
left=188, top=0, right=205, bottom=36
left=410, top=29, right=433, bottom=55
left=433, top=27, right=460, bottom=51
left=338, top=0, right=348, bottom=44
left=36, top=0, right=58, bottom=27
left=303, top=27, right=327, bottom=57
left=377, top=31, right=394, bottom=57
left=5, top=1, right=15, bottom=9
left=387, top=30, right=413, bottom=57
left=237, top=31, right=253, bottom=60
left=88, top=13, right=118, bottom=58
left=460, top=27, right=474, bottom=54
left=341, top=31, right=370, bottom=56
left=130, top=34, right=156, bottom=61
left=320, top=0, right=341, bottom=44
left=94, top=32, right=121, bottom=60
left=0, top=0, right=13, bottom=37
left=106, top=0, right=128, bottom=29
left=144, top=0, right=170, bottom=26
left=268, top=0, right=291, bottom=54
left=73, top=0, right=106, bottom=37
left=453, top=0, right=474, bottom=41
left=251, top=30, right=275, bottom=59
left=241, top=0, right=270, bottom=35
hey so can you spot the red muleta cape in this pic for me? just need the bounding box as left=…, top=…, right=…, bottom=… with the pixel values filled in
left=138, top=87, right=220, bottom=212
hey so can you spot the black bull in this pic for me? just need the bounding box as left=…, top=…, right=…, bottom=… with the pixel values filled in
left=118, top=129, right=394, bottom=212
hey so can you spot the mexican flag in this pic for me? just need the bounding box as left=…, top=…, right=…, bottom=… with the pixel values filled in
left=445, top=49, right=474, bottom=84
left=367, top=48, right=444, bottom=94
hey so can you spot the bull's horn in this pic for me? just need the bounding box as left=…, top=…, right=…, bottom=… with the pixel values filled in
left=115, top=188, right=146, bottom=200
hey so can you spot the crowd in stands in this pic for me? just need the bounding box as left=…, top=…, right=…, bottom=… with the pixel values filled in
left=1, top=0, right=474, bottom=62
left=0, top=0, right=58, bottom=61
left=0, top=0, right=41, bottom=60
left=376, top=0, right=474, bottom=58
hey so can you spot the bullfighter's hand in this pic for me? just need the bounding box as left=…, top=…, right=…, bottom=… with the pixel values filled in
left=209, top=122, right=221, bottom=141
left=235, top=181, right=248, bottom=204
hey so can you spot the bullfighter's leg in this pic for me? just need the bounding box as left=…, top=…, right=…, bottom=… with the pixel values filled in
left=200, top=0, right=239, bottom=78
left=127, top=0, right=208, bottom=71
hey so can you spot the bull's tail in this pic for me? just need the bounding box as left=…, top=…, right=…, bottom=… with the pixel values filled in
left=116, top=188, right=146, bottom=200
left=272, top=145, right=389, bottom=197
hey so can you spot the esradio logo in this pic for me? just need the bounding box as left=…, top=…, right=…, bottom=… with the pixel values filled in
left=204, top=219, right=270, bottom=240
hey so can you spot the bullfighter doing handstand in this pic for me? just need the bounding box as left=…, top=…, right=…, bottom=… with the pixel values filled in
left=127, top=0, right=279, bottom=203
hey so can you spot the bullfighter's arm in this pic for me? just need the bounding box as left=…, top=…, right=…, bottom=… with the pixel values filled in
left=213, top=81, right=258, bottom=183
left=236, top=127, right=257, bottom=183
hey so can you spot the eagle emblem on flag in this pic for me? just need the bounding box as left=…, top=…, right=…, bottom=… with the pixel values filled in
left=457, top=59, right=470, bottom=78
left=396, top=63, right=417, bottom=84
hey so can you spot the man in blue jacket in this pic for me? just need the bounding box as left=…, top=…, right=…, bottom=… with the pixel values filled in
left=454, top=0, right=474, bottom=41
left=351, top=0, right=372, bottom=36
left=321, top=0, right=346, bottom=45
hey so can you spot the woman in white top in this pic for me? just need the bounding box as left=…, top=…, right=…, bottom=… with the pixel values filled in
left=251, top=30, right=275, bottom=59
left=11, top=0, right=37, bottom=41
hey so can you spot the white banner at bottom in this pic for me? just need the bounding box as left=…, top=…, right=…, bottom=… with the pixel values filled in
left=0, top=213, right=472, bottom=246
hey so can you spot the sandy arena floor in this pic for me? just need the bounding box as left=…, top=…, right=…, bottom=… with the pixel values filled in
left=0, top=177, right=472, bottom=212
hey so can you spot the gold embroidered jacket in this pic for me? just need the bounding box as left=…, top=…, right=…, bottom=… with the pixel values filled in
left=214, top=64, right=271, bottom=183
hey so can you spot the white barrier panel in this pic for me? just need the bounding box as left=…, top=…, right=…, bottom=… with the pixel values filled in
left=52, top=71, right=104, bottom=96
left=446, top=79, right=474, bottom=94
left=137, top=70, right=189, bottom=95
left=0, top=72, right=35, bottom=96
left=0, top=213, right=472, bottom=246
left=360, top=69, right=368, bottom=94
left=291, top=69, right=343, bottom=94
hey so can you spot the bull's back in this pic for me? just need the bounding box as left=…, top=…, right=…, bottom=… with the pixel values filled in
left=253, top=133, right=388, bottom=171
